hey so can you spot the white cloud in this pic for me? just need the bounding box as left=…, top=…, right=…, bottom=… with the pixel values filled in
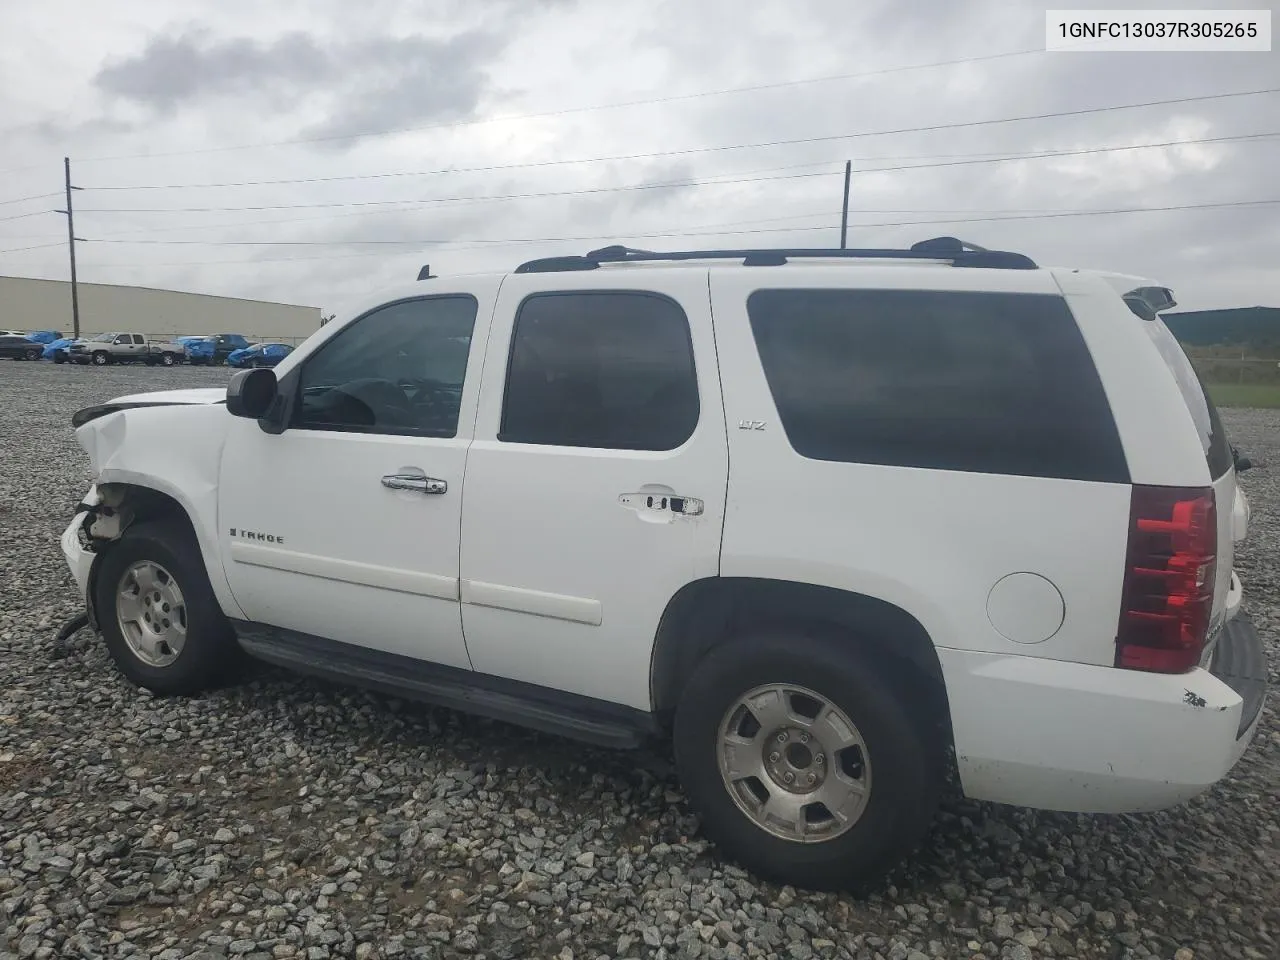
left=0, top=0, right=1275, bottom=312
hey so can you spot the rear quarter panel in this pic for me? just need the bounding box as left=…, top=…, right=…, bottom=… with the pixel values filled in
left=711, top=266, right=1133, bottom=667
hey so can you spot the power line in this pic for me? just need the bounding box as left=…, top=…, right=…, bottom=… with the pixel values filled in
left=855, top=131, right=1279, bottom=174
left=844, top=197, right=1280, bottom=229
left=78, top=130, right=1279, bottom=193
left=75, top=168, right=841, bottom=214
left=0, top=191, right=60, bottom=207
left=0, top=209, right=53, bottom=224
left=71, top=123, right=1280, bottom=223
left=74, top=45, right=1056, bottom=163
left=0, top=240, right=63, bottom=254
left=83, top=199, right=1246, bottom=247
left=61, top=130, right=1279, bottom=244
left=81, top=210, right=848, bottom=249
left=79, top=198, right=1280, bottom=260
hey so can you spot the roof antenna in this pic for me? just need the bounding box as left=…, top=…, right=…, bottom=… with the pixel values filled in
left=417, top=264, right=436, bottom=280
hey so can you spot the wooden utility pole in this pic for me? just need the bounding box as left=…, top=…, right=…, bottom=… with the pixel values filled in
left=839, top=160, right=852, bottom=249
left=60, top=156, right=81, bottom=339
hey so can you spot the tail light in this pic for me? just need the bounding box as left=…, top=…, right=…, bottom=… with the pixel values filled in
left=1116, top=485, right=1216, bottom=673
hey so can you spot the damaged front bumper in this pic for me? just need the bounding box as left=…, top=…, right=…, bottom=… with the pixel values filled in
left=60, top=485, right=100, bottom=603
left=60, top=483, right=134, bottom=634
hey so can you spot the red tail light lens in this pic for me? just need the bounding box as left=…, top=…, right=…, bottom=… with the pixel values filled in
left=1116, top=485, right=1216, bottom=673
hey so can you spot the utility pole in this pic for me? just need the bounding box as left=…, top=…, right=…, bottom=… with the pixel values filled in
left=58, top=156, right=82, bottom=339
left=839, top=160, right=852, bottom=249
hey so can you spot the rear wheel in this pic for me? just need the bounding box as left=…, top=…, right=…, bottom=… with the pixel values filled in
left=25, top=347, right=41, bottom=360
left=673, top=629, right=943, bottom=891
left=161, top=352, right=176, bottom=366
left=94, top=519, right=243, bottom=695
left=52, top=352, right=65, bottom=364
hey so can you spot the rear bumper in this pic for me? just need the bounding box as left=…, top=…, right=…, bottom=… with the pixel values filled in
left=1210, top=611, right=1268, bottom=738
left=941, top=613, right=1267, bottom=813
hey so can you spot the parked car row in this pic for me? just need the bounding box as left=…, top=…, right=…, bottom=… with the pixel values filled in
left=0, top=330, right=294, bottom=368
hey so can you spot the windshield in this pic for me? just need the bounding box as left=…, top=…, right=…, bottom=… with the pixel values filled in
left=90, top=333, right=115, bottom=342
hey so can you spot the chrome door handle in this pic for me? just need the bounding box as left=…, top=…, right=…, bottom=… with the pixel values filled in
left=381, top=474, right=447, bottom=494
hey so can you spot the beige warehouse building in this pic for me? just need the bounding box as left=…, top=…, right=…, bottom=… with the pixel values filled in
left=0, top=275, right=322, bottom=344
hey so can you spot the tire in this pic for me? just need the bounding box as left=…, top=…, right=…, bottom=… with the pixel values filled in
left=53, top=353, right=65, bottom=364
left=94, top=519, right=242, bottom=695
left=25, top=347, right=41, bottom=360
left=161, top=352, right=176, bottom=366
left=672, top=629, right=943, bottom=891
left=92, top=351, right=110, bottom=366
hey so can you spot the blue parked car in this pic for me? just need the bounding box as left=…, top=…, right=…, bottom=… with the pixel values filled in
left=26, top=330, right=64, bottom=345
left=42, top=337, right=83, bottom=363
left=227, top=342, right=293, bottom=368
left=182, top=337, right=216, bottom=364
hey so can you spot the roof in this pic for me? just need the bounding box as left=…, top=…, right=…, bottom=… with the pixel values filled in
left=510, top=238, right=1039, bottom=274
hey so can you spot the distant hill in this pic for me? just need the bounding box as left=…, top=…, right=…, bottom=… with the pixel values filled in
left=1163, top=306, right=1280, bottom=348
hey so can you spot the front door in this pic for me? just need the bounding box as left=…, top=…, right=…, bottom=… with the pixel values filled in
left=218, top=285, right=495, bottom=669
left=458, top=273, right=729, bottom=710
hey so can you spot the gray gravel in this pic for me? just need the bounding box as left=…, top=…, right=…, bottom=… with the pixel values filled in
left=1, top=361, right=1277, bottom=960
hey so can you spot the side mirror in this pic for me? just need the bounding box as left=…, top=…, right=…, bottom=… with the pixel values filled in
left=226, top=368, right=278, bottom=420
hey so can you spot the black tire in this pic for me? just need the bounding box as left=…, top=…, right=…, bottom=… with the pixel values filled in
left=94, top=519, right=242, bottom=695
left=25, top=347, right=41, bottom=360
left=673, top=630, right=944, bottom=891
left=92, top=351, right=110, bottom=366
left=53, top=352, right=65, bottom=364
left=161, top=352, right=176, bottom=366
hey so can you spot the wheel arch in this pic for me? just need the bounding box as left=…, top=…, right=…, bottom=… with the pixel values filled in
left=86, top=473, right=244, bottom=625
left=650, top=577, right=952, bottom=736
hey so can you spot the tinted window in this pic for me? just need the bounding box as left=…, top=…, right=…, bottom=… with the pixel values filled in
left=294, top=296, right=476, bottom=437
left=747, top=289, right=1129, bottom=482
left=132, top=335, right=145, bottom=345
left=500, top=292, right=699, bottom=450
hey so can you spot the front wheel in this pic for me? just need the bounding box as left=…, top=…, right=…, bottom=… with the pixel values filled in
left=673, top=630, right=943, bottom=891
left=25, top=347, right=41, bottom=360
left=94, top=519, right=243, bottom=695
left=92, top=351, right=110, bottom=366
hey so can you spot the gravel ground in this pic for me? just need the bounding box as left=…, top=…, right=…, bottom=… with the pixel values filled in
left=0, top=361, right=1277, bottom=960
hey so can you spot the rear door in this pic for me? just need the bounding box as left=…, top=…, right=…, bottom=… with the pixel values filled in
left=458, top=271, right=728, bottom=709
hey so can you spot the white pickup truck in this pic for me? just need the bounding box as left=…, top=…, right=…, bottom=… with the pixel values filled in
left=68, top=332, right=186, bottom=367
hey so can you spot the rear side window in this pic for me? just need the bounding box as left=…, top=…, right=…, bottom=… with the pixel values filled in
left=500, top=291, right=699, bottom=450
left=1137, top=313, right=1233, bottom=480
left=747, top=289, right=1129, bottom=482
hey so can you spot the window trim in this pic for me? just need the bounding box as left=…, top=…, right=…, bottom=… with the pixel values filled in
left=289, top=292, right=480, bottom=440
left=745, top=286, right=1131, bottom=483
left=496, top=288, right=701, bottom=451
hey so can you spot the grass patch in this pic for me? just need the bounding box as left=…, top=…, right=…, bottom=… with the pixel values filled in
left=1205, top=383, right=1280, bottom=409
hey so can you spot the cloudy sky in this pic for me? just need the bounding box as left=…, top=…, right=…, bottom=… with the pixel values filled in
left=0, top=0, right=1276, bottom=314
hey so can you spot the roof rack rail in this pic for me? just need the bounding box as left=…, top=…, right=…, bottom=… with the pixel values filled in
left=513, top=237, right=1038, bottom=273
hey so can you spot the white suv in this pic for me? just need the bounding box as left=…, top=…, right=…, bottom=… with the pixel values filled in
left=60, top=239, right=1267, bottom=890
